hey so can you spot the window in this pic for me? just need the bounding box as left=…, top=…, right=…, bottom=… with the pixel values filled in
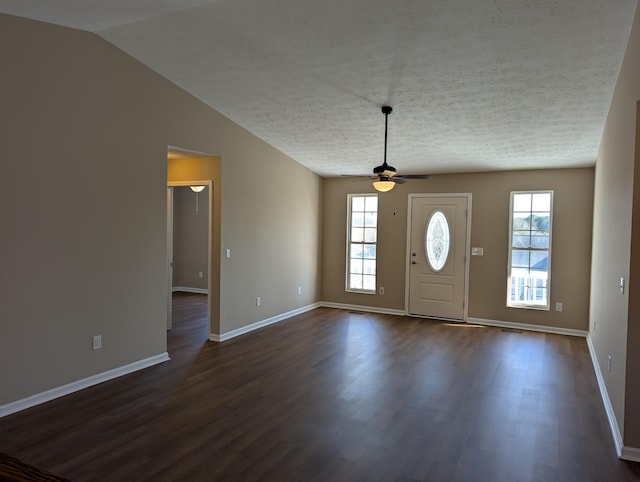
left=507, top=191, right=553, bottom=309
left=347, top=194, right=378, bottom=292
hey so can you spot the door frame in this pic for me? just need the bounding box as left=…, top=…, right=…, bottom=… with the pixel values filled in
left=404, top=193, right=472, bottom=321
left=167, top=180, right=213, bottom=333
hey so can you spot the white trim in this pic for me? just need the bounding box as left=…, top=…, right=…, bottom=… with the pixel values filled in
left=0, top=353, right=170, bottom=418
left=620, top=446, right=640, bottom=463
left=467, top=317, right=588, bottom=338
left=172, top=286, right=209, bottom=294
left=586, top=335, right=640, bottom=461
left=321, top=302, right=405, bottom=316
left=209, top=303, right=323, bottom=342
left=587, top=334, right=623, bottom=457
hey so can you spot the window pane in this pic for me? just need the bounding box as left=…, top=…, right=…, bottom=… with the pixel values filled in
left=351, top=227, right=364, bottom=242
left=513, top=193, right=531, bottom=212
left=531, top=213, right=550, bottom=230
left=362, top=275, right=376, bottom=291
left=364, top=212, right=377, bottom=227
left=352, top=197, right=365, bottom=211
left=512, top=213, right=531, bottom=230
left=365, top=196, right=378, bottom=211
left=364, top=228, right=377, bottom=242
left=532, top=193, right=551, bottom=211
left=350, top=258, right=363, bottom=274
left=350, top=244, right=364, bottom=259
left=349, top=274, right=363, bottom=290
left=352, top=213, right=365, bottom=227
left=511, top=250, right=530, bottom=268
left=530, top=252, right=548, bottom=271
left=512, top=233, right=530, bottom=248
left=530, top=234, right=549, bottom=249
left=363, top=259, right=376, bottom=275
left=363, top=244, right=376, bottom=259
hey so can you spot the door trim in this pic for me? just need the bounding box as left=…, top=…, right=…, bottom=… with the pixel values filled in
left=404, top=193, right=472, bottom=321
left=167, top=181, right=213, bottom=335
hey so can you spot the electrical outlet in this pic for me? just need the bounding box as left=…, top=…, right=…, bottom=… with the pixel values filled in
left=555, top=302, right=563, bottom=312
left=226, top=248, right=231, bottom=258
left=198, top=271, right=204, bottom=279
left=256, top=297, right=261, bottom=307
left=297, top=286, right=302, bottom=296
left=93, top=335, right=102, bottom=350
left=379, top=287, right=385, bottom=295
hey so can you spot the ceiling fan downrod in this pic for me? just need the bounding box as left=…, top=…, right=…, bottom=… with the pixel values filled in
left=382, top=105, right=391, bottom=167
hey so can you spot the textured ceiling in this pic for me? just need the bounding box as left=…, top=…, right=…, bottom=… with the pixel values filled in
left=1, top=0, right=636, bottom=177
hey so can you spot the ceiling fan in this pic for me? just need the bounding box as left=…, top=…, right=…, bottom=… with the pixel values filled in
left=348, top=105, right=432, bottom=192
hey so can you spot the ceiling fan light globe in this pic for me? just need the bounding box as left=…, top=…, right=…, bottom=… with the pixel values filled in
left=373, top=180, right=395, bottom=192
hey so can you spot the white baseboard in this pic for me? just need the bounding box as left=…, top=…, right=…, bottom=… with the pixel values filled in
left=210, top=302, right=323, bottom=342
left=320, top=302, right=406, bottom=316
left=586, top=335, right=624, bottom=457
left=586, top=335, right=640, bottom=462
left=467, top=317, right=588, bottom=338
left=172, top=286, right=208, bottom=294
left=620, top=446, right=640, bottom=462
left=0, top=352, right=170, bottom=418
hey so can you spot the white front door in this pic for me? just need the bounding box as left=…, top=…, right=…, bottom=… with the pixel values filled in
left=408, top=194, right=470, bottom=320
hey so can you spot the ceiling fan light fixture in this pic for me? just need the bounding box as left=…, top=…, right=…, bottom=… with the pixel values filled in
left=373, top=180, right=395, bottom=192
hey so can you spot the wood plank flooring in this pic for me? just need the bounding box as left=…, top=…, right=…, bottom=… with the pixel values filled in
left=1, top=292, right=639, bottom=481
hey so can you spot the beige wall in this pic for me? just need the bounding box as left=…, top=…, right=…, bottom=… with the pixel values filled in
left=0, top=14, right=322, bottom=406
left=322, top=168, right=594, bottom=331
left=172, top=186, right=209, bottom=290
left=592, top=2, right=640, bottom=447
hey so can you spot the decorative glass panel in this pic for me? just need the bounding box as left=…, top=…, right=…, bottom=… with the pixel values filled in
left=425, top=210, right=450, bottom=272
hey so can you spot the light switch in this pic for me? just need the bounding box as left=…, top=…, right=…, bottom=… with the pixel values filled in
left=620, top=276, right=625, bottom=294
left=226, top=248, right=231, bottom=258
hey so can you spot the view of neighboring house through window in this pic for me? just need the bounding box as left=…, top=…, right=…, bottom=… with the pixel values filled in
left=347, top=194, right=378, bottom=292
left=507, top=191, right=553, bottom=309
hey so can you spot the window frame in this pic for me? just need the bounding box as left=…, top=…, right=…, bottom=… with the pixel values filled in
left=506, top=190, right=553, bottom=310
left=346, top=193, right=378, bottom=294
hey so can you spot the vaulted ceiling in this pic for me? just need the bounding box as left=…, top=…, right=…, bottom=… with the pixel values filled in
left=1, top=0, right=636, bottom=176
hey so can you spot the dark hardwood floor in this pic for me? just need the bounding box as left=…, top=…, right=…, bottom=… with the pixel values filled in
left=1, top=292, right=639, bottom=481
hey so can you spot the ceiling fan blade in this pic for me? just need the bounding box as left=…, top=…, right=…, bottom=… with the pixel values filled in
left=392, top=177, right=406, bottom=184
left=397, top=174, right=432, bottom=180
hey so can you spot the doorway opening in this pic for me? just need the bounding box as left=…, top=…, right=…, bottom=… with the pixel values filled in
left=167, top=182, right=212, bottom=339
left=167, top=145, right=222, bottom=345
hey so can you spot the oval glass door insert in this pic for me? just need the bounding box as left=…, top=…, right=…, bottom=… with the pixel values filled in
left=425, top=210, right=450, bottom=271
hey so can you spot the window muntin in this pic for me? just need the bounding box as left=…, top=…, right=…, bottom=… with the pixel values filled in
left=507, top=191, right=553, bottom=309
left=347, top=194, right=378, bottom=292
left=425, top=210, right=450, bottom=272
